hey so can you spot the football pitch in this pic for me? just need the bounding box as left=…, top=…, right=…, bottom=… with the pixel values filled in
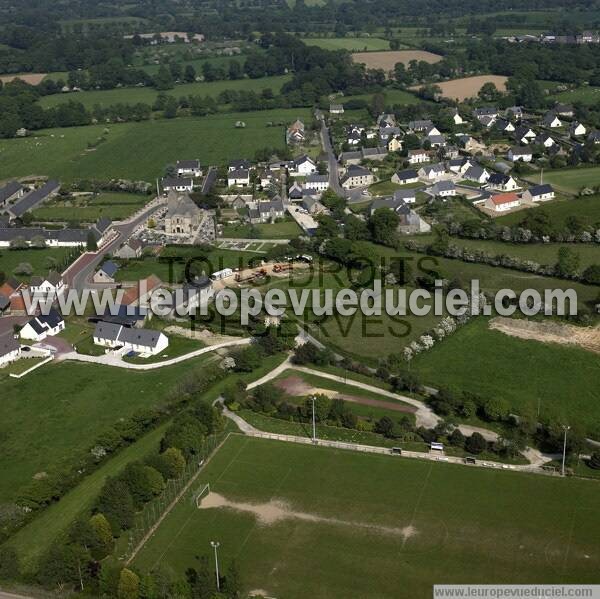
left=133, top=435, right=600, bottom=598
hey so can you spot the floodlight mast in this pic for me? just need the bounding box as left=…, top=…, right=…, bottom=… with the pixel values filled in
left=210, top=541, right=220, bottom=591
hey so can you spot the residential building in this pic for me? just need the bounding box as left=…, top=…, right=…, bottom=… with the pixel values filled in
left=176, top=160, right=202, bottom=178
left=162, top=177, right=193, bottom=193
left=369, top=196, right=409, bottom=216
left=408, top=120, right=433, bottom=132
left=286, top=119, right=306, bottom=144
left=521, top=184, right=555, bottom=203
left=330, top=104, right=344, bottom=115
left=93, top=261, right=119, bottom=284
left=0, top=333, right=21, bottom=367
left=0, top=181, right=24, bottom=207
left=408, top=149, right=429, bottom=165
left=485, top=192, right=521, bottom=213
left=418, top=164, right=445, bottom=181
left=463, top=164, right=490, bottom=184
left=514, top=125, right=536, bottom=144
left=93, top=322, right=169, bottom=356
left=114, top=240, right=143, bottom=260
left=536, top=133, right=556, bottom=148
left=430, top=180, right=456, bottom=198
left=227, top=168, right=251, bottom=187
left=451, top=109, right=464, bottom=125
left=587, top=131, right=600, bottom=144
left=487, top=173, right=519, bottom=192
left=361, top=147, right=388, bottom=161
left=391, top=169, right=419, bottom=185
left=554, top=103, right=574, bottom=118
left=387, top=136, right=403, bottom=152
left=341, top=165, right=374, bottom=189
left=5, top=180, right=60, bottom=220
left=20, top=308, right=65, bottom=341
left=542, top=112, right=562, bottom=128
left=427, top=134, right=447, bottom=148
left=305, top=174, right=329, bottom=192
left=29, top=272, right=64, bottom=296
left=379, top=126, right=402, bottom=142
left=248, top=197, right=285, bottom=224
left=473, top=107, right=499, bottom=120
left=495, top=118, right=515, bottom=133
left=393, top=189, right=417, bottom=204
left=570, top=122, right=586, bottom=137
left=378, top=114, right=397, bottom=128
left=447, top=157, right=473, bottom=175
left=508, top=147, right=533, bottom=162
left=289, top=155, right=317, bottom=176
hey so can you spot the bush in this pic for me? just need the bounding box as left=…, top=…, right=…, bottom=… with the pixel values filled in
left=465, top=432, right=488, bottom=454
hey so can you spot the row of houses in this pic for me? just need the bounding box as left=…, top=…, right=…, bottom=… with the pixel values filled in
left=0, top=180, right=61, bottom=220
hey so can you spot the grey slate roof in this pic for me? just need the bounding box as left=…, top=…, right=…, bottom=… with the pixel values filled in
left=488, top=173, right=510, bottom=185
left=432, top=180, right=456, bottom=192
left=176, top=159, right=200, bottom=169
left=93, top=321, right=122, bottom=342
left=306, top=174, right=329, bottom=183
left=162, top=177, right=192, bottom=188
left=393, top=189, right=417, bottom=200
left=119, top=326, right=163, bottom=349
left=8, top=180, right=59, bottom=218
left=0, top=333, right=19, bottom=358
left=99, top=261, right=119, bottom=278
left=527, top=184, right=554, bottom=196
left=0, top=181, right=23, bottom=204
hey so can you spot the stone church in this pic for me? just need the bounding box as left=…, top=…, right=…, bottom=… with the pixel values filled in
left=164, top=191, right=215, bottom=242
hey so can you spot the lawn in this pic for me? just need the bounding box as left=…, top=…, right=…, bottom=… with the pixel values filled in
left=341, top=88, right=421, bottom=106
left=133, top=435, right=600, bottom=598
left=552, top=86, right=600, bottom=105
left=524, top=168, right=600, bottom=194
left=221, top=219, right=302, bottom=239
left=0, top=247, right=78, bottom=281
left=0, top=108, right=312, bottom=182
left=495, top=194, right=600, bottom=227
left=122, top=334, right=206, bottom=363
left=31, top=192, right=150, bottom=223
left=38, top=75, right=292, bottom=110
left=303, top=37, right=390, bottom=51
left=412, top=318, right=600, bottom=436
left=0, top=357, right=216, bottom=506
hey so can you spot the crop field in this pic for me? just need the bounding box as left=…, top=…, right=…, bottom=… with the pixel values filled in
left=0, top=247, right=77, bottom=280
left=0, top=108, right=311, bottom=182
left=38, top=75, right=292, bottom=110
left=352, top=50, right=442, bottom=71
left=496, top=194, right=600, bottom=226
left=413, top=318, right=600, bottom=436
left=523, top=168, right=600, bottom=194
left=303, top=36, right=390, bottom=51
left=133, top=435, right=600, bottom=598
left=31, top=192, right=150, bottom=222
left=419, top=75, right=509, bottom=101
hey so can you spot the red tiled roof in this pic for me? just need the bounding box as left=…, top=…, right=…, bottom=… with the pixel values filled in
left=491, top=193, right=519, bottom=205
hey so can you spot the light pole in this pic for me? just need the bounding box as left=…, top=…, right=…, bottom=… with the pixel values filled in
left=311, top=395, right=317, bottom=443
left=210, top=541, right=220, bottom=591
left=561, top=425, right=570, bottom=477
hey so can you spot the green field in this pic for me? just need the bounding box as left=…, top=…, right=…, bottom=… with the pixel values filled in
left=496, top=194, right=600, bottom=227
left=133, top=435, right=600, bottom=598
left=552, top=86, right=600, bottom=105
left=303, top=37, right=390, bottom=51
left=38, top=75, right=292, bottom=110
left=524, top=169, right=600, bottom=194
left=0, top=247, right=77, bottom=280
left=221, top=219, right=302, bottom=239
left=341, top=88, right=421, bottom=106
left=31, top=192, right=150, bottom=223
left=413, top=318, right=600, bottom=435
left=0, top=108, right=311, bottom=182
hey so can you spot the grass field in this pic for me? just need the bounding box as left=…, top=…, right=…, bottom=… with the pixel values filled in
left=133, top=435, right=600, bottom=597
left=221, top=219, right=302, bottom=239
left=31, top=192, right=150, bottom=223
left=413, top=318, right=600, bottom=435
left=341, top=88, right=420, bottom=107
left=303, top=37, right=390, bottom=51
left=495, top=194, right=600, bottom=227
left=0, top=108, right=311, bottom=182
left=38, top=75, right=292, bottom=110
left=552, top=86, right=600, bottom=105
left=0, top=247, right=77, bottom=280
left=525, top=169, right=600, bottom=194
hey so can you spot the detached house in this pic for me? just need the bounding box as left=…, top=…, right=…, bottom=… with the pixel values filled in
left=29, top=272, right=64, bottom=297
left=93, top=322, right=169, bottom=357
left=535, top=133, right=556, bottom=148
left=289, top=155, right=317, bottom=177
left=463, top=164, right=490, bottom=184
left=286, top=119, right=305, bottom=144
left=495, top=118, right=515, bottom=133
left=514, top=125, right=536, bottom=144
left=473, top=107, right=499, bottom=121
left=427, top=134, right=447, bottom=148
left=485, top=192, right=520, bottom=213
left=114, top=239, right=143, bottom=260
left=392, top=169, right=419, bottom=185
left=418, top=163, right=445, bottom=181
left=248, top=198, right=286, bottom=224
left=393, top=189, right=417, bottom=204
left=430, top=180, right=456, bottom=198
left=162, top=177, right=193, bottom=193
left=408, top=120, right=433, bottom=133
left=176, top=160, right=202, bottom=178
left=330, top=104, right=344, bottom=115
left=508, top=147, right=533, bottom=162
left=554, top=103, right=574, bottom=118
left=387, top=136, right=403, bottom=152
left=451, top=109, right=464, bottom=125
left=522, top=184, right=555, bottom=203
left=570, top=122, right=586, bottom=137
left=408, top=149, right=429, bottom=165
left=20, top=308, right=65, bottom=341
left=0, top=180, right=24, bottom=207
left=227, top=169, right=251, bottom=188
left=487, top=173, right=519, bottom=192
left=542, top=112, right=562, bottom=128
left=93, top=261, right=119, bottom=284
left=0, top=333, right=21, bottom=367
left=305, top=174, right=329, bottom=192
left=341, top=165, right=374, bottom=189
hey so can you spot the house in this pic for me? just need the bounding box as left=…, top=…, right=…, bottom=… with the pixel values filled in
left=393, top=189, right=417, bottom=204
left=542, top=112, right=562, bottom=128
left=443, top=146, right=460, bottom=160
left=91, top=217, right=113, bottom=246
left=248, top=197, right=286, bottom=224
left=93, top=261, right=119, bottom=284
left=227, top=168, right=251, bottom=188
left=259, top=169, right=275, bottom=188
left=505, top=106, right=524, bottom=120
left=463, top=164, right=490, bottom=184
left=176, top=160, right=202, bottom=178
left=165, top=192, right=214, bottom=240
left=508, top=147, right=533, bottom=162
left=228, top=160, right=252, bottom=172
left=391, top=169, right=419, bottom=185
left=378, top=114, right=397, bottom=128
left=0, top=180, right=24, bottom=207
left=114, top=239, right=143, bottom=260
left=455, top=134, right=478, bottom=152
left=408, top=119, right=433, bottom=132
left=162, top=177, right=193, bottom=193
left=554, top=103, right=574, bottom=118
left=418, top=164, right=445, bottom=181
left=487, top=173, right=519, bottom=192
left=451, top=109, right=464, bottom=125
left=587, top=131, right=600, bottom=144
left=425, top=125, right=442, bottom=137
left=408, top=149, right=429, bottom=165
left=479, top=115, right=497, bottom=129
left=289, top=155, right=317, bottom=176
left=570, top=122, right=586, bottom=137
left=231, top=195, right=247, bottom=210
left=305, top=174, right=329, bottom=192
left=341, top=165, right=374, bottom=189
left=330, top=104, right=344, bottom=115
left=495, top=118, right=515, bottom=133
left=379, top=126, right=402, bottom=142
left=387, top=136, right=403, bottom=152
left=427, top=134, right=447, bottom=148
left=29, top=271, right=64, bottom=296
left=286, top=119, right=305, bottom=144
left=301, top=197, right=326, bottom=215
left=93, top=322, right=169, bottom=357
left=535, top=133, right=556, bottom=148
left=347, top=129, right=362, bottom=146
left=485, top=192, right=521, bottom=213
left=0, top=333, right=21, bottom=367
left=360, top=147, right=388, bottom=161
left=288, top=182, right=304, bottom=201
left=447, top=157, right=473, bottom=175
left=20, top=308, right=65, bottom=341
left=6, top=180, right=60, bottom=220
left=430, top=180, right=456, bottom=198
left=514, top=125, right=536, bottom=144
left=369, top=196, right=410, bottom=216
left=521, top=184, right=555, bottom=203
left=473, top=107, right=499, bottom=121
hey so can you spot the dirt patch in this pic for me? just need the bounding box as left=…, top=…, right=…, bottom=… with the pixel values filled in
left=273, top=376, right=416, bottom=413
left=352, top=50, right=442, bottom=71
left=490, top=317, right=600, bottom=354
left=0, top=73, right=47, bottom=85
left=199, top=492, right=418, bottom=539
left=164, top=325, right=243, bottom=346
left=412, top=75, right=508, bottom=101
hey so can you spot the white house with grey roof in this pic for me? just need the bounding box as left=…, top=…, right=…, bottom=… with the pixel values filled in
left=176, top=160, right=202, bottom=178
left=162, top=177, right=193, bottom=193
left=0, top=333, right=21, bottom=367
left=392, top=169, right=419, bottom=185
left=93, top=261, right=119, bottom=284
left=429, top=180, right=456, bottom=198
left=521, top=184, right=555, bottom=203
left=20, top=308, right=65, bottom=341
left=418, top=164, right=445, bottom=181
left=305, top=174, right=329, bottom=192
left=227, top=169, right=251, bottom=187
left=463, top=164, right=490, bottom=184
left=93, top=322, right=169, bottom=357
left=0, top=181, right=24, bottom=207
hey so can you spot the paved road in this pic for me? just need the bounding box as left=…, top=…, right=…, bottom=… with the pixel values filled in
left=201, top=167, right=217, bottom=194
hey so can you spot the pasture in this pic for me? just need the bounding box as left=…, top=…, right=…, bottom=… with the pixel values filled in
left=341, top=88, right=420, bottom=107
left=133, top=435, right=600, bottom=598
left=413, top=318, right=600, bottom=436
left=552, top=86, right=600, bottom=105
left=0, top=108, right=311, bottom=182
left=304, top=37, right=390, bottom=51
left=0, top=247, right=76, bottom=280
left=524, top=168, right=600, bottom=194
left=352, top=50, right=442, bottom=71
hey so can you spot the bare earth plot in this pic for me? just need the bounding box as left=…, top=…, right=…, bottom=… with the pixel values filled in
left=413, top=75, right=509, bottom=101
left=490, top=317, right=600, bottom=354
left=0, top=73, right=47, bottom=85
left=352, top=50, right=442, bottom=71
